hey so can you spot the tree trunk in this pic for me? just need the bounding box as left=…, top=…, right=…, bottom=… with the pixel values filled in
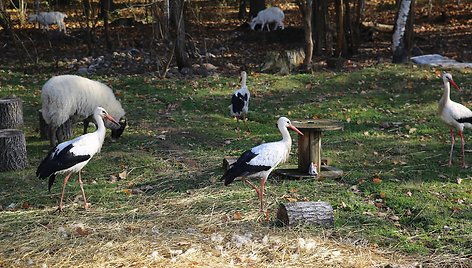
left=299, top=0, right=313, bottom=69
left=0, top=98, right=23, bottom=129
left=238, top=0, right=248, bottom=20
left=249, top=0, right=265, bottom=18
left=352, top=0, right=365, bottom=54
left=101, top=0, right=112, bottom=51
left=392, top=0, right=415, bottom=63
left=172, top=0, right=190, bottom=70
left=334, top=0, right=345, bottom=57
left=0, top=129, right=28, bottom=172
left=313, top=0, right=329, bottom=55
left=82, top=0, right=93, bottom=54
left=277, top=202, right=334, bottom=227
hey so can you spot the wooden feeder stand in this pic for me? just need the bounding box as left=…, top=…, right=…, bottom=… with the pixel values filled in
left=277, top=119, right=344, bottom=179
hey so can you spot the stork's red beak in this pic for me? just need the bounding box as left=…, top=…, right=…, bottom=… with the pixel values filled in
left=449, top=79, right=461, bottom=91
left=105, top=115, right=120, bottom=126
left=289, top=125, right=304, bottom=136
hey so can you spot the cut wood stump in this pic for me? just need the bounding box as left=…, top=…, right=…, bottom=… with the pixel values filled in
left=0, top=129, right=28, bottom=172
left=0, top=98, right=23, bottom=129
left=38, top=109, right=73, bottom=142
left=277, top=201, right=334, bottom=227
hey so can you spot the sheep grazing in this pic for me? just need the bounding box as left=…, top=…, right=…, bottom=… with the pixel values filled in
left=41, top=75, right=127, bottom=147
left=28, top=11, right=67, bottom=33
left=249, top=7, right=284, bottom=32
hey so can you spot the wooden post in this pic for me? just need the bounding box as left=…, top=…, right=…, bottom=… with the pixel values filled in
left=298, top=130, right=309, bottom=172
left=0, top=98, right=23, bottom=129
left=277, top=201, right=334, bottom=226
left=0, top=129, right=28, bottom=171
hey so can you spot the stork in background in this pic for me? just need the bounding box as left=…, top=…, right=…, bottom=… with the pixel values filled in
left=221, top=117, right=303, bottom=212
left=229, top=71, right=250, bottom=135
left=36, top=107, right=119, bottom=212
left=438, top=71, right=471, bottom=167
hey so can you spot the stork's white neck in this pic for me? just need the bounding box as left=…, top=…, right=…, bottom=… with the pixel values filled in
left=279, top=125, right=292, bottom=146
left=93, top=113, right=106, bottom=150
left=241, top=73, right=247, bottom=88
left=442, top=78, right=451, bottom=101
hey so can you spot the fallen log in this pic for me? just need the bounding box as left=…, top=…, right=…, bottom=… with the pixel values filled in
left=277, top=201, right=334, bottom=227
left=0, top=129, right=28, bottom=172
left=0, top=97, right=23, bottom=129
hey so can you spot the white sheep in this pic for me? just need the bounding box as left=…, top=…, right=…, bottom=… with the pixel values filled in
left=249, top=7, right=284, bottom=32
left=28, top=11, right=67, bottom=33
left=41, top=75, right=127, bottom=147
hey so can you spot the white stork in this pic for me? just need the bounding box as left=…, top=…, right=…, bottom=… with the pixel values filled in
left=438, top=72, right=471, bottom=167
left=36, top=107, right=119, bottom=212
left=229, top=71, right=250, bottom=133
left=221, top=117, right=303, bottom=212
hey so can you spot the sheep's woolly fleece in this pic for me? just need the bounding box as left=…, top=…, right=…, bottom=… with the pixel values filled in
left=41, top=75, right=125, bottom=128
left=28, top=11, right=67, bottom=32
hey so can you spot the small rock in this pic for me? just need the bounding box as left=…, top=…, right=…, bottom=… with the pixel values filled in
left=202, top=63, right=218, bottom=71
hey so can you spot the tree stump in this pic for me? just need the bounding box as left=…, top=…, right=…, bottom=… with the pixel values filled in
left=0, top=129, right=28, bottom=172
left=38, top=109, right=73, bottom=142
left=277, top=201, right=334, bottom=227
left=0, top=98, right=23, bottom=129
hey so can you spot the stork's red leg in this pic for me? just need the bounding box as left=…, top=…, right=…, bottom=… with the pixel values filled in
left=459, top=130, right=467, bottom=168
left=58, top=172, right=73, bottom=212
left=77, top=171, right=90, bottom=209
left=259, top=179, right=265, bottom=212
left=242, top=178, right=261, bottom=197
left=448, top=128, right=455, bottom=166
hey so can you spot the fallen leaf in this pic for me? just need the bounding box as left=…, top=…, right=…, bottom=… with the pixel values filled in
left=456, top=178, right=462, bottom=184
left=405, top=191, right=413, bottom=197
left=388, top=215, right=400, bottom=221
left=375, top=202, right=382, bottom=208
left=109, top=175, right=117, bottom=183
left=221, top=215, right=230, bottom=223
left=123, top=189, right=132, bottom=195
left=233, top=211, right=242, bottom=220
left=22, top=202, right=31, bottom=209
left=372, top=176, right=382, bottom=184
left=75, top=226, right=91, bottom=236
left=380, top=192, right=386, bottom=198
left=118, top=171, right=127, bottom=180
left=285, top=197, right=298, bottom=202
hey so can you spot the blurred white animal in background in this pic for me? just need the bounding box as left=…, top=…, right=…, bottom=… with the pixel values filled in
left=29, top=11, right=67, bottom=33
left=249, top=7, right=284, bottom=32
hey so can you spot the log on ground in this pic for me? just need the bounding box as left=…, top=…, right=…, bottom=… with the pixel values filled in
left=0, top=98, right=23, bottom=129
left=277, top=201, right=334, bottom=227
left=0, top=129, right=28, bottom=172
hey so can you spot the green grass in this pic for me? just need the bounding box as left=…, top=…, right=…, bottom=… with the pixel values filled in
left=0, top=65, right=471, bottom=266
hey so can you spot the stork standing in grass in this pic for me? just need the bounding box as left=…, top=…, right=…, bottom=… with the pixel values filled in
left=221, top=117, right=303, bottom=212
left=438, top=72, right=471, bottom=167
left=229, top=71, right=250, bottom=133
left=36, top=107, right=119, bottom=212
